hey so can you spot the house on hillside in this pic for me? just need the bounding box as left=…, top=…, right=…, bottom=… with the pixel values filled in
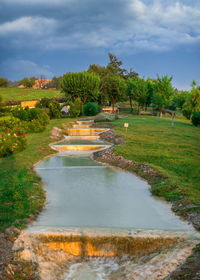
left=33, top=78, right=51, bottom=89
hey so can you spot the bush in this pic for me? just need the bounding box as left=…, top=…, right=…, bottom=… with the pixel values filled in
left=48, top=100, right=61, bottom=119
left=12, top=106, right=29, bottom=121
left=69, top=98, right=82, bottom=117
left=191, top=112, right=200, bottom=127
left=25, top=119, right=46, bottom=133
left=36, top=99, right=61, bottom=119
left=28, top=108, right=49, bottom=125
left=83, top=102, right=100, bottom=116
left=0, top=126, right=27, bottom=157
left=0, top=116, right=21, bottom=128
left=182, top=103, right=192, bottom=120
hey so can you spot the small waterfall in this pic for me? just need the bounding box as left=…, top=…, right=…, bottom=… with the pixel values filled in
left=13, top=230, right=199, bottom=280
left=51, top=120, right=111, bottom=152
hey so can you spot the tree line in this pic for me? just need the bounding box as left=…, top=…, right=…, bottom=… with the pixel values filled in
left=0, top=53, right=200, bottom=121
left=60, top=53, right=200, bottom=119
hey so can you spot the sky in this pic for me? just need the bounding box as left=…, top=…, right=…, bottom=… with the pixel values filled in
left=0, top=0, right=199, bottom=90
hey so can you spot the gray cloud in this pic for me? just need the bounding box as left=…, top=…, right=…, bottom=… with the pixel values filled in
left=0, top=0, right=199, bottom=53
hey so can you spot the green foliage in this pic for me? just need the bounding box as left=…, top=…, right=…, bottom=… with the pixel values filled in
left=48, top=100, right=61, bottom=119
left=182, top=88, right=200, bottom=120
left=182, top=102, right=192, bottom=119
left=191, top=112, right=200, bottom=127
left=83, top=102, right=100, bottom=116
left=19, top=77, right=36, bottom=88
left=101, top=74, right=126, bottom=110
left=46, top=76, right=62, bottom=89
left=36, top=98, right=62, bottom=119
left=0, top=125, right=27, bottom=157
left=0, top=77, right=9, bottom=87
left=69, top=98, right=83, bottom=117
left=127, top=77, right=148, bottom=113
left=11, top=106, right=50, bottom=124
left=0, top=115, right=21, bottom=128
left=61, top=72, right=100, bottom=103
left=152, top=75, right=174, bottom=110
left=169, top=91, right=190, bottom=110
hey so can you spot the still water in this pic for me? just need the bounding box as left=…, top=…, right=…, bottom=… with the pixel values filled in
left=30, top=155, right=191, bottom=231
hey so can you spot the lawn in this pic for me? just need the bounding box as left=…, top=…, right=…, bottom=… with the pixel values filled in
left=0, top=118, right=74, bottom=230
left=112, top=115, right=200, bottom=205
left=0, top=87, right=64, bottom=101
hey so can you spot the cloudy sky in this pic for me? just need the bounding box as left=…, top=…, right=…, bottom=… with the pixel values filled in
left=0, top=0, right=199, bottom=89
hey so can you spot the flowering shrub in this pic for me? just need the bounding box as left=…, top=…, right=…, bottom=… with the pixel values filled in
left=0, top=126, right=27, bottom=157
left=25, top=119, right=46, bottom=133
left=0, top=116, right=21, bottom=128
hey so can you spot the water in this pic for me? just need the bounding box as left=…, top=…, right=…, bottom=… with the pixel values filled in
left=31, top=155, right=191, bottom=230
left=56, top=139, right=107, bottom=145
left=25, top=121, right=197, bottom=279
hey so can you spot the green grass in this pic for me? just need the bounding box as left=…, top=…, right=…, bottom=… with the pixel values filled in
left=112, top=115, right=200, bottom=205
left=0, top=87, right=64, bottom=101
left=0, top=118, right=74, bottom=230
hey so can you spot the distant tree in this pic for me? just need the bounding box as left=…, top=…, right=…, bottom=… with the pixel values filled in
left=191, top=80, right=198, bottom=89
left=107, top=53, right=138, bottom=78
left=183, top=88, right=200, bottom=119
left=0, top=77, right=9, bottom=87
left=46, top=76, right=62, bottom=89
left=126, top=77, right=148, bottom=114
left=20, top=77, right=36, bottom=88
left=152, top=75, right=174, bottom=112
left=101, top=74, right=126, bottom=112
left=61, top=72, right=100, bottom=104
left=169, top=90, right=190, bottom=110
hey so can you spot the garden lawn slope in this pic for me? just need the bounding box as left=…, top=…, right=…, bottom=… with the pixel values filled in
left=0, top=87, right=64, bottom=101
left=0, top=118, right=74, bottom=230
left=113, top=115, right=200, bottom=205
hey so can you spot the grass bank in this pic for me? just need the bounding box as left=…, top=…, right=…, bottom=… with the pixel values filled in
left=0, top=118, right=74, bottom=231
left=0, top=87, right=64, bottom=101
left=112, top=115, right=200, bottom=206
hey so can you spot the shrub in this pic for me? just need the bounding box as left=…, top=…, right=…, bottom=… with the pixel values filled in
left=182, top=103, right=192, bottom=120
left=69, top=98, right=82, bottom=117
left=36, top=99, right=61, bottom=119
left=36, top=98, right=50, bottom=108
left=28, top=108, right=49, bottom=125
left=12, top=106, right=29, bottom=121
left=25, top=119, right=46, bottom=133
left=0, top=126, right=27, bottom=157
left=0, top=116, right=21, bottom=128
left=191, top=112, right=200, bottom=127
left=48, top=100, right=61, bottom=119
left=83, top=102, right=100, bottom=116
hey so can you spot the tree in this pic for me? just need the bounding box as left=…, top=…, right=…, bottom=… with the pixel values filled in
left=182, top=88, right=200, bottom=119
left=61, top=72, right=100, bottom=104
left=20, top=77, right=36, bottom=88
left=152, top=75, right=174, bottom=112
left=46, top=76, right=62, bottom=89
left=107, top=53, right=138, bottom=78
left=126, top=77, right=148, bottom=114
left=101, top=74, right=126, bottom=112
left=0, top=77, right=8, bottom=87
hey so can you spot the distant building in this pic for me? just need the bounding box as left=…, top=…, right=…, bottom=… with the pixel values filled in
left=33, top=79, right=51, bottom=89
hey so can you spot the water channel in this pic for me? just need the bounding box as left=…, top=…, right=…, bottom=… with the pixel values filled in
left=25, top=120, right=199, bottom=280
